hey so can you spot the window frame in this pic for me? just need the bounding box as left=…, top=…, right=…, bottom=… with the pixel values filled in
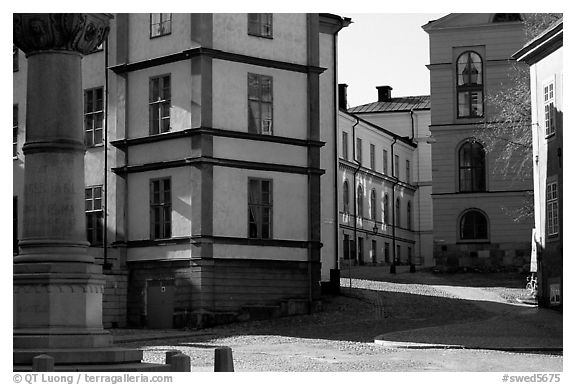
left=248, top=73, right=274, bottom=135
left=84, top=87, right=105, bottom=147
left=149, top=74, right=171, bottom=135
left=247, top=13, right=273, bottom=38
left=357, top=185, right=364, bottom=219
left=150, top=177, right=172, bottom=240
left=395, top=198, right=401, bottom=227
left=406, top=160, right=411, bottom=183
left=394, top=155, right=399, bottom=178
left=85, top=185, right=104, bottom=246
left=456, top=51, right=484, bottom=119
left=458, top=140, right=486, bottom=192
left=383, top=149, right=388, bottom=175
left=150, top=13, right=172, bottom=38
left=342, top=131, right=349, bottom=160
left=544, top=80, right=556, bottom=137
left=370, top=143, right=376, bottom=170
left=248, top=178, right=273, bottom=239
left=407, top=201, right=412, bottom=230
left=356, top=138, right=362, bottom=165
left=384, top=194, right=389, bottom=225
left=13, top=104, right=18, bottom=159
left=343, top=180, right=350, bottom=214
left=546, top=181, right=559, bottom=237
left=370, top=189, right=377, bottom=221
left=459, top=209, right=489, bottom=241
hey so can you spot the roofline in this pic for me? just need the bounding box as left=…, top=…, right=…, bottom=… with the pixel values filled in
left=339, top=109, right=417, bottom=148
left=513, top=18, right=563, bottom=64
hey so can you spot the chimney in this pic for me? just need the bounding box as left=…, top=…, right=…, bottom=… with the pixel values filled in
left=338, top=83, right=348, bottom=110
left=376, top=85, right=393, bottom=102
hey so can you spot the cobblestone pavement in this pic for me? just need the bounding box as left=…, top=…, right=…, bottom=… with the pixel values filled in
left=115, top=268, right=562, bottom=371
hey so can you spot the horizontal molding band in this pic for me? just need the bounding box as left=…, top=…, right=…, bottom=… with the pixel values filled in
left=114, top=236, right=322, bottom=249
left=339, top=224, right=416, bottom=244
left=22, top=140, right=86, bottom=155
left=109, top=47, right=326, bottom=75
left=110, top=126, right=325, bottom=149
left=112, top=156, right=325, bottom=175
left=339, top=161, right=416, bottom=190
left=432, top=189, right=533, bottom=197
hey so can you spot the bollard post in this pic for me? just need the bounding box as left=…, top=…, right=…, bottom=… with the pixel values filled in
left=32, top=354, right=55, bottom=372
left=214, top=346, right=234, bottom=372
left=165, top=350, right=182, bottom=366
left=170, top=353, right=191, bottom=372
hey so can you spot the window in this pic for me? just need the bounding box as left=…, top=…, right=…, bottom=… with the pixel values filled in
left=343, top=234, right=350, bottom=260
left=460, top=209, right=488, bottom=240
left=384, top=242, right=390, bottom=263
left=150, top=178, right=172, bottom=239
left=394, top=155, right=399, bottom=178
left=85, top=186, right=104, bottom=245
left=395, top=198, right=401, bottom=227
left=544, top=81, right=556, bottom=136
left=406, top=160, right=411, bottom=183
left=370, top=189, right=377, bottom=220
left=396, top=245, right=401, bottom=263
left=357, top=185, right=363, bottom=219
left=84, top=87, right=104, bottom=146
left=13, top=105, right=18, bottom=158
left=13, top=196, right=18, bottom=255
left=384, top=194, right=389, bottom=224
left=370, top=143, right=376, bottom=170
left=407, top=201, right=412, bottom=230
left=149, top=75, right=171, bottom=135
left=13, top=45, right=18, bottom=72
left=383, top=150, right=388, bottom=175
left=249, top=178, right=273, bottom=239
left=356, top=138, right=362, bottom=165
left=150, top=13, right=172, bottom=38
left=342, top=131, right=348, bottom=160
left=343, top=181, right=350, bottom=214
left=457, top=51, right=484, bottom=118
left=459, top=141, right=486, bottom=192
left=248, top=13, right=273, bottom=38
left=248, top=73, right=273, bottom=135
left=371, top=240, right=377, bottom=264
left=546, top=182, right=559, bottom=236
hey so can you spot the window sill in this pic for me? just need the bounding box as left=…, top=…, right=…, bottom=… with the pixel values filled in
left=247, top=33, right=273, bottom=39
left=545, top=132, right=556, bottom=140
left=457, top=239, right=490, bottom=244
left=86, top=143, right=105, bottom=149
left=150, top=33, right=172, bottom=39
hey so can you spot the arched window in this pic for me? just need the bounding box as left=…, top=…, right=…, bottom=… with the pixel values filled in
left=370, top=189, right=377, bottom=220
left=384, top=194, right=389, bottom=224
left=343, top=181, right=349, bottom=213
left=395, top=198, right=401, bottom=227
left=459, top=140, right=486, bottom=192
left=357, top=185, right=363, bottom=219
left=457, top=51, right=483, bottom=118
left=407, top=201, right=411, bottom=230
left=460, top=209, right=488, bottom=240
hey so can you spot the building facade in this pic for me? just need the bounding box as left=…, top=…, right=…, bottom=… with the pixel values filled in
left=513, top=19, right=563, bottom=307
left=347, top=85, right=433, bottom=267
left=13, top=13, right=349, bottom=328
left=423, top=14, right=534, bottom=270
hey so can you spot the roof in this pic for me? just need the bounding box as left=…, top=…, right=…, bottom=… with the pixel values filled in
left=513, top=17, right=563, bottom=65
left=339, top=110, right=417, bottom=148
left=348, top=95, right=430, bottom=114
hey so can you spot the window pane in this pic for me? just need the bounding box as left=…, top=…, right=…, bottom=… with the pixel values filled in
left=248, top=74, right=260, bottom=99
left=470, top=91, right=482, bottom=116
left=261, top=77, right=272, bottom=102
left=150, top=78, right=160, bottom=101
left=458, top=92, right=470, bottom=117
left=248, top=100, right=260, bottom=133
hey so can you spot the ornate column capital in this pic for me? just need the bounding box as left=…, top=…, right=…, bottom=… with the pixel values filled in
left=13, top=13, right=112, bottom=56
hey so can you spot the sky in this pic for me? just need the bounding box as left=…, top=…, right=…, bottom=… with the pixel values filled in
left=337, top=13, right=444, bottom=108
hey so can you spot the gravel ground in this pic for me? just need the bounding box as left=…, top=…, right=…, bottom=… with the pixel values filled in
left=116, top=268, right=560, bottom=371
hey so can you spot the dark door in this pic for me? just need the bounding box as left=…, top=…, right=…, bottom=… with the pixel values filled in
left=146, top=280, right=174, bottom=329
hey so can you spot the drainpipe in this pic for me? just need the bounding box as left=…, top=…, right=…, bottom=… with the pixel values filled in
left=390, top=137, right=398, bottom=274
left=350, top=116, right=361, bottom=289
left=103, top=36, right=110, bottom=270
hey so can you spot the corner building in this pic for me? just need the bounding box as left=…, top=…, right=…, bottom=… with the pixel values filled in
left=13, top=13, right=348, bottom=328
left=423, top=14, right=534, bottom=270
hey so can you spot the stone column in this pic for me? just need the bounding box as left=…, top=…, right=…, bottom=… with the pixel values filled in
left=13, top=14, right=112, bottom=349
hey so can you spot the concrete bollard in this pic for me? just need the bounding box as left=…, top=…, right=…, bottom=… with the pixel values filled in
left=165, top=350, right=182, bottom=365
left=170, top=353, right=191, bottom=372
left=214, top=346, right=234, bottom=372
left=32, top=354, right=55, bottom=372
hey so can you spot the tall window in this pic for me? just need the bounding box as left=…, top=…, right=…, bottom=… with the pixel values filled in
left=544, top=81, right=556, bottom=136
left=248, top=13, right=273, bottom=38
left=342, top=131, right=349, bottom=160
left=343, top=181, right=350, bottom=214
left=249, top=178, right=273, bottom=239
left=13, top=105, right=18, bottom=158
left=13, top=196, right=18, bottom=255
left=384, top=194, right=389, bottom=224
left=395, top=198, right=401, bottom=227
left=357, top=185, right=363, bottom=219
left=370, top=189, right=377, bottom=220
left=371, top=240, right=377, bottom=264
left=13, top=45, right=18, bottom=72
left=84, top=87, right=104, bottom=146
left=343, top=234, right=350, bottom=260
left=460, top=209, right=488, bottom=240
left=150, top=14, right=172, bottom=38
left=85, top=186, right=104, bottom=245
left=457, top=51, right=484, bottom=118
left=406, top=160, right=411, bottom=183
left=459, top=141, right=486, bottom=192
left=383, top=150, right=388, bottom=175
left=356, top=138, right=363, bottom=165
left=248, top=73, right=273, bottom=135
left=407, top=201, right=412, bottom=230
left=370, top=143, right=376, bottom=170
left=150, top=178, right=172, bottom=239
left=384, top=242, right=390, bottom=263
left=394, top=155, right=399, bottom=178
left=546, top=181, right=559, bottom=236
left=149, top=75, right=171, bottom=135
